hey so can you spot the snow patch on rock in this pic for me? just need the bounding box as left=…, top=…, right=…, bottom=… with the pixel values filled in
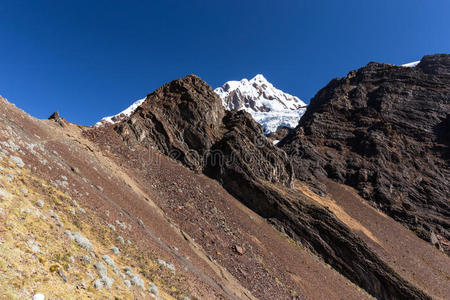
left=401, top=61, right=420, bottom=67
left=95, top=98, right=145, bottom=127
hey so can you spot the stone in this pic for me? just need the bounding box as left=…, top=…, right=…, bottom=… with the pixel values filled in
left=48, top=111, right=65, bottom=127
left=57, top=269, right=67, bottom=282
left=430, top=231, right=443, bottom=250
left=234, top=245, right=244, bottom=255
left=32, top=294, right=45, bottom=300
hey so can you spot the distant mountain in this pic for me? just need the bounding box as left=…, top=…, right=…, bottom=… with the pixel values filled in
left=94, top=98, right=145, bottom=127
left=214, top=74, right=307, bottom=133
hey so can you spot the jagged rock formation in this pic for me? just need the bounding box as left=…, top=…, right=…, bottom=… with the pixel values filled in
left=204, top=110, right=295, bottom=211
left=280, top=54, right=450, bottom=253
left=111, top=74, right=440, bottom=299
left=48, top=111, right=65, bottom=127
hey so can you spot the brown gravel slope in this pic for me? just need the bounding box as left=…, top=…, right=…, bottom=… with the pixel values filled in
left=323, top=180, right=450, bottom=300
left=0, top=97, right=244, bottom=299
left=88, top=123, right=373, bottom=300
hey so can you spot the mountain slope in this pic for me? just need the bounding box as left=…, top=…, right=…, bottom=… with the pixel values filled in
left=1, top=55, right=449, bottom=300
left=103, top=74, right=449, bottom=300
left=0, top=96, right=374, bottom=299
left=214, top=74, right=306, bottom=133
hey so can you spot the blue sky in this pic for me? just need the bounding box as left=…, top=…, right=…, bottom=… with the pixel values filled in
left=1, top=0, right=449, bottom=125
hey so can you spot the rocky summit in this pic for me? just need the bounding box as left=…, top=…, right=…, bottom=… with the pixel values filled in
left=113, top=75, right=225, bottom=172
left=0, top=54, right=449, bottom=300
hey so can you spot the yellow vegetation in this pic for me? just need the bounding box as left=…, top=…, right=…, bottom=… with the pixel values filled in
left=0, top=156, right=182, bottom=299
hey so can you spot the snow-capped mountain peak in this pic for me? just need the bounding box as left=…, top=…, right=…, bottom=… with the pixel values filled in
left=214, top=74, right=306, bottom=133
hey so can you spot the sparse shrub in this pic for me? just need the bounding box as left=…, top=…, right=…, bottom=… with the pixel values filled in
left=49, top=264, right=59, bottom=272
left=10, top=156, right=24, bottom=168
left=94, top=279, right=103, bottom=290
left=94, top=261, right=114, bottom=289
left=130, top=274, right=145, bottom=290
left=124, top=266, right=133, bottom=276
left=103, top=276, right=114, bottom=289
left=149, top=282, right=159, bottom=296
left=83, top=255, right=92, bottom=264
left=124, top=279, right=131, bottom=288
left=66, top=231, right=94, bottom=251
left=94, top=262, right=107, bottom=278
left=102, top=255, right=115, bottom=267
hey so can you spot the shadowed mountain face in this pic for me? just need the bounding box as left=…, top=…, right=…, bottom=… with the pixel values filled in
left=280, top=54, right=450, bottom=253
left=109, top=73, right=446, bottom=299
left=114, top=75, right=225, bottom=172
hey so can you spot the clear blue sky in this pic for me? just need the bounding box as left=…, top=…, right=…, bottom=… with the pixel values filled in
left=1, top=0, right=449, bottom=125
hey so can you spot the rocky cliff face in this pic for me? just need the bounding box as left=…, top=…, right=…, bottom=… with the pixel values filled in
left=280, top=54, right=450, bottom=253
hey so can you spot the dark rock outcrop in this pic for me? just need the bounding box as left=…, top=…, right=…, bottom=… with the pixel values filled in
left=48, top=111, right=65, bottom=127
left=204, top=110, right=295, bottom=215
left=115, top=75, right=225, bottom=171
left=111, top=74, right=434, bottom=299
left=280, top=54, right=450, bottom=252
